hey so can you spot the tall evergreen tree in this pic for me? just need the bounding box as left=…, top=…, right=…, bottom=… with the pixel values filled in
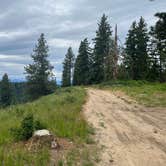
left=0, top=73, right=12, bottom=106
left=147, top=27, right=160, bottom=81
left=73, top=38, right=91, bottom=85
left=153, top=12, right=166, bottom=82
left=62, top=47, right=75, bottom=87
left=25, top=33, right=54, bottom=100
left=136, top=17, right=149, bottom=79
left=125, top=21, right=138, bottom=79
left=125, top=17, right=149, bottom=80
left=92, top=14, right=112, bottom=83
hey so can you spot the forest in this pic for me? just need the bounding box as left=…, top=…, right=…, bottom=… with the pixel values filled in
left=62, top=13, right=166, bottom=87
left=0, top=12, right=165, bottom=107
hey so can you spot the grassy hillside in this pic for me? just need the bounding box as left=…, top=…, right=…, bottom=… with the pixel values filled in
left=1, top=81, right=165, bottom=165
left=96, top=80, right=166, bottom=107
left=0, top=87, right=89, bottom=165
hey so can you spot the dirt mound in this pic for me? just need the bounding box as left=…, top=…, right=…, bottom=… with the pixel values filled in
left=26, top=134, right=60, bottom=152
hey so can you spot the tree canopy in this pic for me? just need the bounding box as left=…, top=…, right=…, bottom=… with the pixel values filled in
left=62, top=47, right=75, bottom=87
left=25, top=33, right=54, bottom=100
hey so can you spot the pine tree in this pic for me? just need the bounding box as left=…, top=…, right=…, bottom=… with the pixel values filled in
left=73, top=55, right=81, bottom=86
left=25, top=33, right=54, bottom=100
left=136, top=17, right=149, bottom=79
left=62, top=47, right=75, bottom=87
left=73, top=38, right=91, bottom=85
left=92, top=14, right=112, bottom=83
left=147, top=27, right=160, bottom=81
left=125, top=21, right=138, bottom=79
left=124, top=17, right=149, bottom=80
left=0, top=73, right=12, bottom=106
left=153, top=12, right=166, bottom=82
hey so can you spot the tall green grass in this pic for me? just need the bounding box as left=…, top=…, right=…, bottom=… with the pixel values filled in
left=0, top=87, right=88, bottom=165
left=96, top=80, right=166, bottom=107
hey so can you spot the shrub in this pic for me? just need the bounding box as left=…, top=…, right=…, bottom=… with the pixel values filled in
left=21, top=114, right=34, bottom=140
left=10, top=114, right=46, bottom=141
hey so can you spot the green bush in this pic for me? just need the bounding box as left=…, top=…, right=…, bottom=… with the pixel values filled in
left=10, top=114, right=46, bottom=141
left=21, top=114, right=34, bottom=140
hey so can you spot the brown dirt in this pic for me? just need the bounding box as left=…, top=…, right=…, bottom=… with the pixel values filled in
left=84, top=88, right=166, bottom=166
left=26, top=136, right=73, bottom=166
left=50, top=138, right=74, bottom=166
left=24, top=135, right=73, bottom=165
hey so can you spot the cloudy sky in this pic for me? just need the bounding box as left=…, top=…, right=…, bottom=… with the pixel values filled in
left=0, top=0, right=165, bottom=82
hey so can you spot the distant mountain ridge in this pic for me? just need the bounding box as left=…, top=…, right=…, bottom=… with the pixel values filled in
left=10, top=78, right=61, bottom=85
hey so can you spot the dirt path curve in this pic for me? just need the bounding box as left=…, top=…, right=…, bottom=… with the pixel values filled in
left=84, top=89, right=166, bottom=166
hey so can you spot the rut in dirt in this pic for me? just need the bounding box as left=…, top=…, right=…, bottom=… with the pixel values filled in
left=84, top=89, right=166, bottom=166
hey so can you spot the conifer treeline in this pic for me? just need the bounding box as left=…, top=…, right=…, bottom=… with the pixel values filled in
left=62, top=13, right=166, bottom=86
left=0, top=13, right=165, bottom=106
left=0, top=74, right=27, bottom=106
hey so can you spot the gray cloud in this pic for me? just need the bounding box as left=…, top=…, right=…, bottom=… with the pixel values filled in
left=0, top=0, right=165, bottom=81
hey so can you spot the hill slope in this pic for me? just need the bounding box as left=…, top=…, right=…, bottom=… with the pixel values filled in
left=0, top=87, right=89, bottom=165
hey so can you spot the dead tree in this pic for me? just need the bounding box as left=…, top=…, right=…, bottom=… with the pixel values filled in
left=112, top=24, right=118, bottom=80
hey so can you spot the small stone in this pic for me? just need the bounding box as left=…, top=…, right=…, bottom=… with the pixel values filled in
left=34, top=129, right=51, bottom=136
left=51, top=139, right=59, bottom=149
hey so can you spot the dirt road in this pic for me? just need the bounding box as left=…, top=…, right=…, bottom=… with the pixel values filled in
left=84, top=89, right=166, bottom=166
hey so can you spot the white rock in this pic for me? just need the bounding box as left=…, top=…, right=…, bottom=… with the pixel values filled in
left=51, top=140, right=59, bottom=149
left=33, top=129, right=51, bottom=136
